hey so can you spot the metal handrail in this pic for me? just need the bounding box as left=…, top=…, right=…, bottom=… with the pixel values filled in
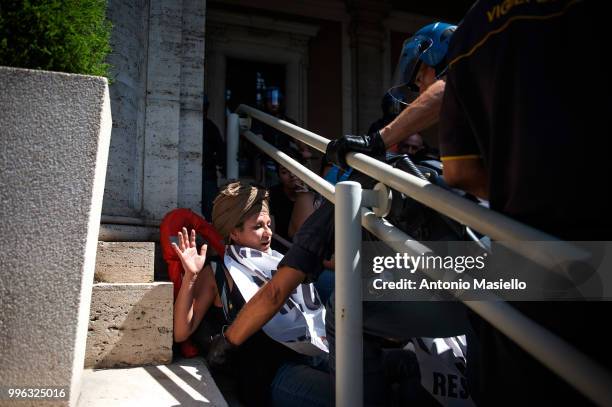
left=230, top=107, right=612, bottom=406
left=236, top=104, right=589, bottom=271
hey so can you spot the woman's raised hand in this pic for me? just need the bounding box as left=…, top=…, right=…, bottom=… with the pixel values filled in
left=171, top=227, right=208, bottom=279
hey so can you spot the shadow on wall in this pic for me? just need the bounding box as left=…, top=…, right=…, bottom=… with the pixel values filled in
left=85, top=283, right=173, bottom=369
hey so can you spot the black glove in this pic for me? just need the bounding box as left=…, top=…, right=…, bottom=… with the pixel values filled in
left=326, top=130, right=386, bottom=169
left=206, top=333, right=235, bottom=370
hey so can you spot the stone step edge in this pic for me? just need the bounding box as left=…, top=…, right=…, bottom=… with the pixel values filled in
left=92, top=282, right=171, bottom=289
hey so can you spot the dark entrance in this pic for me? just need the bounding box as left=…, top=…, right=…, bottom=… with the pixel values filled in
left=226, top=58, right=286, bottom=177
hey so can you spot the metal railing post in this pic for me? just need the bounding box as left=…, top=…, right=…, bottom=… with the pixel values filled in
left=226, top=113, right=239, bottom=180
left=335, top=181, right=363, bottom=407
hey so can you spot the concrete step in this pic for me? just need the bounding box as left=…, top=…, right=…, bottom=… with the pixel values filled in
left=78, top=357, right=228, bottom=407
left=95, top=242, right=155, bottom=283
left=85, top=282, right=173, bottom=368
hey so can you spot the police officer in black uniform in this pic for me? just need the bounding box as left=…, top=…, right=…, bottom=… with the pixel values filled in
left=439, top=1, right=611, bottom=405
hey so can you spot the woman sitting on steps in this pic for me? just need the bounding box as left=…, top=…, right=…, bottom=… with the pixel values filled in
left=172, top=181, right=331, bottom=407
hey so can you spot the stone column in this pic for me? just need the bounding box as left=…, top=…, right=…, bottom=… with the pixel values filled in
left=178, top=0, right=206, bottom=211
left=347, top=0, right=390, bottom=135
left=103, top=0, right=150, bottom=218
left=142, top=0, right=183, bottom=221
left=141, top=0, right=206, bottom=222
left=102, top=0, right=206, bottom=229
left=0, top=67, right=112, bottom=406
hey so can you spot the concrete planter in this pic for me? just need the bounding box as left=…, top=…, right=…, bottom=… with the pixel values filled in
left=0, top=66, right=112, bottom=406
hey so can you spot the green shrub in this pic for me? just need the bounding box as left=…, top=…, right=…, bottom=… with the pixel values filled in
left=0, top=0, right=112, bottom=79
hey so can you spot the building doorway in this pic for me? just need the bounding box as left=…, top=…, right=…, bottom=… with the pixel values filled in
left=226, top=58, right=286, bottom=177
left=226, top=58, right=286, bottom=112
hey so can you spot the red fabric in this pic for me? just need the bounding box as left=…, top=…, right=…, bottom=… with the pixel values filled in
left=159, top=208, right=225, bottom=357
left=160, top=208, right=225, bottom=264
left=180, top=340, right=200, bottom=358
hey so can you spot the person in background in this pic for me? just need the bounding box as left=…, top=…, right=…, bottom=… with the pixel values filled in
left=269, top=148, right=317, bottom=253
left=202, top=94, right=226, bottom=220
left=326, top=22, right=456, bottom=169
left=252, top=87, right=293, bottom=186
left=261, top=86, right=296, bottom=147
left=396, top=133, right=424, bottom=156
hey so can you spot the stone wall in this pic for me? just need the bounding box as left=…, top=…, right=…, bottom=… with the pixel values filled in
left=104, top=0, right=206, bottom=222
left=104, top=0, right=150, bottom=217
left=179, top=0, right=206, bottom=211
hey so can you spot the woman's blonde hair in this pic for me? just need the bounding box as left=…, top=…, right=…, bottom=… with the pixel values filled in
left=211, top=181, right=269, bottom=242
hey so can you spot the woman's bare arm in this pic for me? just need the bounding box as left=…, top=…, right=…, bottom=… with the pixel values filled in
left=288, top=191, right=315, bottom=238
left=171, top=228, right=217, bottom=342
left=173, top=264, right=217, bottom=342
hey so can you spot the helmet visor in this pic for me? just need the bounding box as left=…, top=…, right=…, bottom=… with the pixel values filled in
left=388, top=36, right=433, bottom=105
left=388, top=97, right=405, bottom=115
